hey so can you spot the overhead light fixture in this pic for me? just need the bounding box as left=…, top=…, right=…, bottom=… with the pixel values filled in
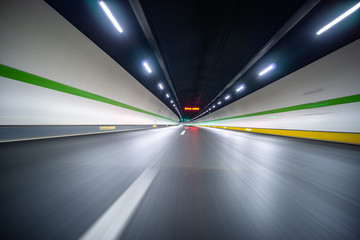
left=225, top=95, right=230, bottom=100
left=217, top=101, right=221, bottom=105
left=236, top=84, right=245, bottom=92
left=99, top=1, right=123, bottom=33
left=259, top=63, right=276, bottom=76
left=171, top=100, right=174, bottom=103
left=173, top=104, right=175, bottom=107
left=143, top=61, right=152, bottom=73
left=209, top=108, right=211, bottom=111
left=212, top=105, right=215, bottom=108
left=166, top=93, right=170, bottom=98
left=158, top=83, right=163, bottom=90
left=316, top=2, right=360, bottom=35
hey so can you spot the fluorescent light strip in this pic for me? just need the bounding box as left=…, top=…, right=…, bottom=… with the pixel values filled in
left=236, top=85, right=244, bottom=92
left=143, top=61, right=152, bottom=73
left=218, top=101, right=221, bottom=105
left=225, top=95, right=230, bottom=100
left=158, top=83, right=163, bottom=90
left=166, top=94, right=169, bottom=98
left=259, top=63, right=275, bottom=76
left=316, top=2, right=360, bottom=35
left=99, top=1, right=123, bottom=33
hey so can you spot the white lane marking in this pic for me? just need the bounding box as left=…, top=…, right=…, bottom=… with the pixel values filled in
left=180, top=130, right=186, bottom=135
left=79, top=167, right=159, bottom=240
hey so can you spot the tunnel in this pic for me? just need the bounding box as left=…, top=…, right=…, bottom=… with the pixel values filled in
left=0, top=0, right=360, bottom=239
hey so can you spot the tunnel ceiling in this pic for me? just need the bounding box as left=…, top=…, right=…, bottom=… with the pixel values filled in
left=44, top=0, right=360, bottom=121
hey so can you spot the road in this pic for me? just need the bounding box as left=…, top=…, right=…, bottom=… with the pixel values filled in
left=0, top=126, right=359, bottom=239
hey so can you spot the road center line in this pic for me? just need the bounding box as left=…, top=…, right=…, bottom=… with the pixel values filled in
left=180, top=130, right=186, bottom=135
left=79, top=167, right=159, bottom=240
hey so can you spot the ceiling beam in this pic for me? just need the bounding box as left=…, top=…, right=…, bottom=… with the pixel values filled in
left=129, top=0, right=183, bottom=117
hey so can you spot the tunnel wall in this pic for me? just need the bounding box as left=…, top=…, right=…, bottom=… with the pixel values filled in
left=0, top=0, right=178, bottom=127
left=192, top=39, right=360, bottom=144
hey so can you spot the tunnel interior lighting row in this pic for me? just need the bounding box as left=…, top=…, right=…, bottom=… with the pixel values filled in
left=258, top=64, right=276, bottom=76
left=99, top=1, right=123, bottom=33
left=316, top=2, right=360, bottom=35
left=142, top=61, right=152, bottom=73
left=99, top=1, right=182, bottom=119
left=191, top=1, right=360, bottom=121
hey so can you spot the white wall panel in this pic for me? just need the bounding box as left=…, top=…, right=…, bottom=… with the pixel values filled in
left=0, top=0, right=178, bottom=125
left=0, top=77, right=175, bottom=125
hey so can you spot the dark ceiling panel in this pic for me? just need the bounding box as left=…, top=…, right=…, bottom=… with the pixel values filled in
left=140, top=0, right=308, bottom=110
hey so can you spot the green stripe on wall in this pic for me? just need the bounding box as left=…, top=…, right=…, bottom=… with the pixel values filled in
left=200, top=94, right=360, bottom=123
left=0, top=64, right=176, bottom=122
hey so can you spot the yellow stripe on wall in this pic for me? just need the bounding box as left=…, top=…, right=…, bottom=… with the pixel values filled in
left=99, top=126, right=116, bottom=130
left=198, top=125, right=360, bottom=145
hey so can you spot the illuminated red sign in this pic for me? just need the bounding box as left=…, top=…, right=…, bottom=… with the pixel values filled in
left=184, top=107, right=200, bottom=111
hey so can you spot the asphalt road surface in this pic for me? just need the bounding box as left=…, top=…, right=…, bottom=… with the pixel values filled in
left=0, top=126, right=359, bottom=240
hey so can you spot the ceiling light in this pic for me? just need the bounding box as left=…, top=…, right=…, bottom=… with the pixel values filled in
left=171, top=100, right=174, bottom=103
left=99, top=1, right=123, bottom=33
left=173, top=104, right=175, bottom=107
left=209, top=108, right=211, bottom=111
left=217, top=101, right=221, bottom=105
left=259, top=63, right=276, bottom=76
left=143, top=61, right=152, bottom=73
left=158, top=83, right=163, bottom=90
left=225, top=95, right=230, bottom=100
left=212, top=105, right=215, bottom=108
left=236, top=84, right=245, bottom=92
left=316, top=2, right=360, bottom=35
left=166, top=93, right=169, bottom=98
